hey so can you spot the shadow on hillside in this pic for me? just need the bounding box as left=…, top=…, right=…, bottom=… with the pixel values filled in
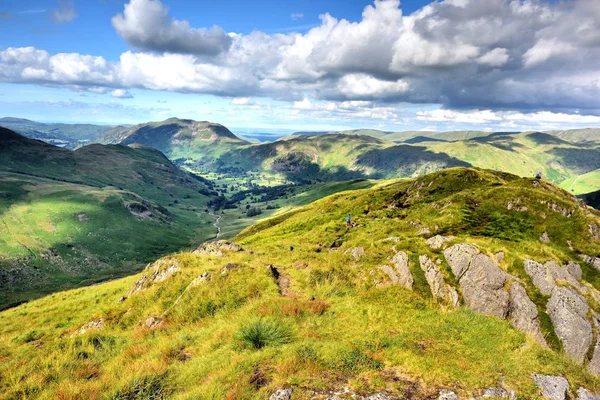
left=356, top=145, right=471, bottom=178
left=468, top=135, right=526, bottom=152
left=552, top=148, right=600, bottom=174
left=526, top=132, right=572, bottom=146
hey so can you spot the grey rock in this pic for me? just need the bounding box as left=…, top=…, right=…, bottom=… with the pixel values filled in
left=145, top=316, right=162, bottom=329
left=590, top=223, right=599, bottom=241
left=220, top=263, right=240, bottom=274
left=438, top=390, right=458, bottom=400
left=270, top=389, right=293, bottom=400
left=419, top=255, right=459, bottom=307
left=495, top=252, right=505, bottom=263
left=533, top=374, right=569, bottom=400
left=444, top=244, right=509, bottom=318
left=346, top=247, right=365, bottom=261
left=580, top=254, right=600, bottom=271
left=127, top=259, right=181, bottom=296
left=577, top=387, right=600, bottom=400
left=443, top=243, right=478, bottom=279
left=193, top=240, right=244, bottom=257
left=508, top=282, right=548, bottom=347
left=426, top=235, right=453, bottom=250
left=565, top=261, right=583, bottom=281
left=547, top=287, right=592, bottom=363
left=75, top=318, right=104, bottom=336
left=478, top=387, right=516, bottom=399
left=365, top=394, right=391, bottom=400
left=587, top=316, right=600, bottom=375
left=524, top=260, right=556, bottom=296
left=541, top=231, right=551, bottom=243
left=390, top=251, right=413, bottom=289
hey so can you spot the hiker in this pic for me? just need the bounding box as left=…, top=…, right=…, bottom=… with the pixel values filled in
left=345, top=215, right=351, bottom=229
left=535, top=171, right=543, bottom=180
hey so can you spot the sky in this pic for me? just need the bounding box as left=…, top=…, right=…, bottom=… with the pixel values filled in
left=1, top=0, right=600, bottom=133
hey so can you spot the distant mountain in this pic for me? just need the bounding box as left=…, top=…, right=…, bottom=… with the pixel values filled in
left=0, top=117, right=113, bottom=148
left=0, top=127, right=217, bottom=308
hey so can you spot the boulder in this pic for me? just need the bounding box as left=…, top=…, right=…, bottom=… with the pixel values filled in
left=144, top=316, right=162, bottom=329
left=444, top=244, right=509, bottom=318
left=426, top=235, right=453, bottom=250
left=580, top=255, right=600, bottom=271
left=127, top=259, right=181, bottom=296
left=533, top=374, right=569, bottom=400
left=345, top=247, right=365, bottom=261
left=524, top=259, right=554, bottom=295
left=269, top=389, right=292, bottom=400
left=523, top=259, right=585, bottom=296
left=193, top=240, right=244, bottom=257
left=587, top=316, right=600, bottom=375
left=540, top=231, right=551, bottom=243
left=508, top=282, right=547, bottom=347
left=220, top=263, right=240, bottom=275
left=389, top=251, right=413, bottom=289
left=478, top=387, right=516, bottom=399
left=419, top=255, right=459, bottom=307
left=590, top=223, right=599, bottom=241
left=578, top=388, right=600, bottom=400
left=75, top=318, right=104, bottom=336
left=547, top=287, right=592, bottom=363
left=438, top=390, right=458, bottom=400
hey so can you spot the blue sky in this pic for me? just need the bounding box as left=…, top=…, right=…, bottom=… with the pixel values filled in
left=1, top=0, right=600, bottom=132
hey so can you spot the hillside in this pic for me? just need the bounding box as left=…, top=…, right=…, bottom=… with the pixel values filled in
left=0, top=117, right=113, bottom=148
left=2, top=168, right=600, bottom=398
left=0, top=128, right=218, bottom=308
left=99, top=118, right=249, bottom=171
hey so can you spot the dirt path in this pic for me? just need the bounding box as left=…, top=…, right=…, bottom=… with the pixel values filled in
left=209, top=210, right=222, bottom=239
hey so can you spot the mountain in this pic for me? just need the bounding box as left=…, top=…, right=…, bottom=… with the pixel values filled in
left=0, top=127, right=218, bottom=308
left=1, top=168, right=600, bottom=398
left=0, top=117, right=113, bottom=148
left=99, top=118, right=249, bottom=171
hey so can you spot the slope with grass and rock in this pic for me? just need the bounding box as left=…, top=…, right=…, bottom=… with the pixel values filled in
left=2, top=168, right=600, bottom=399
left=0, top=127, right=219, bottom=309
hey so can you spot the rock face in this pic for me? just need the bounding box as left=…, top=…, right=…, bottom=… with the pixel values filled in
left=524, top=260, right=584, bottom=296
left=533, top=374, right=569, bottom=400
left=380, top=251, right=413, bottom=289
left=419, top=255, right=459, bottom=307
left=126, top=258, right=181, bottom=297
left=269, top=389, right=292, bottom=400
left=508, top=282, right=548, bottom=347
left=588, top=316, right=600, bottom=375
left=193, top=240, right=244, bottom=257
left=578, top=388, right=600, bottom=400
left=443, top=244, right=509, bottom=318
left=547, top=287, right=593, bottom=363
left=426, top=235, right=453, bottom=250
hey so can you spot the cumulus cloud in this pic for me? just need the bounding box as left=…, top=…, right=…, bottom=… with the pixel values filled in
left=111, top=0, right=232, bottom=55
left=111, top=89, right=133, bottom=98
left=51, top=0, right=77, bottom=24
left=2, top=0, right=600, bottom=125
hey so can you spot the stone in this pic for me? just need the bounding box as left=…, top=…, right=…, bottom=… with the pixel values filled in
left=269, top=389, right=292, bottom=400
left=127, top=258, right=181, bottom=296
left=444, top=244, right=509, bottom=318
left=389, top=251, right=413, bottom=289
left=145, top=316, right=162, bottom=329
left=438, top=390, right=458, bottom=400
left=565, top=261, right=583, bottom=281
left=495, top=252, right=505, bottom=263
left=193, top=240, right=244, bottom=257
left=524, top=260, right=556, bottom=296
left=588, top=316, right=600, bottom=375
left=547, top=287, right=592, bottom=363
left=382, top=237, right=400, bottom=243
left=419, top=255, right=459, bottom=307
left=590, top=223, right=599, bottom=241
left=346, top=247, right=365, bottom=261
left=426, top=235, right=453, bottom=250
left=220, top=263, right=240, bottom=274
left=365, top=394, right=391, bottom=400
left=478, top=387, right=516, bottom=399
left=580, top=254, right=600, bottom=271
left=541, top=231, right=551, bottom=243
left=577, top=388, right=600, bottom=400
left=77, top=213, right=89, bottom=222
left=508, top=282, right=547, bottom=347
left=76, top=318, right=104, bottom=335
left=533, top=374, right=569, bottom=400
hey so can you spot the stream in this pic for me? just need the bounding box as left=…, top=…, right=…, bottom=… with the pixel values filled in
left=209, top=210, right=222, bottom=239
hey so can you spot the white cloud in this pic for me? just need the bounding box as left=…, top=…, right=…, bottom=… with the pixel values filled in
left=111, top=0, right=232, bottom=55
left=51, top=0, right=77, bottom=24
left=111, top=89, right=133, bottom=98
left=232, top=97, right=252, bottom=105
left=291, top=13, right=304, bottom=20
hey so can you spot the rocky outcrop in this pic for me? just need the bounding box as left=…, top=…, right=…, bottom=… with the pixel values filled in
left=75, top=318, right=104, bottom=335
left=508, top=282, right=547, bottom=347
left=477, top=387, right=516, bottom=399
left=379, top=251, right=413, bottom=289
left=524, top=260, right=584, bottom=296
left=346, top=247, right=365, bottom=261
left=533, top=374, right=569, bottom=400
left=193, top=240, right=244, bottom=257
left=580, top=254, right=600, bottom=271
left=419, top=255, right=459, bottom=307
left=443, top=244, right=509, bottom=318
left=126, top=258, right=181, bottom=297
left=590, top=223, right=599, bottom=241
left=426, top=235, right=453, bottom=250
left=145, top=316, right=162, bottom=329
left=269, top=389, right=292, bottom=400
left=540, top=231, right=551, bottom=243
left=578, top=388, right=600, bottom=400
left=437, top=390, right=458, bottom=400
left=547, top=287, right=593, bottom=363
left=588, top=316, right=600, bottom=375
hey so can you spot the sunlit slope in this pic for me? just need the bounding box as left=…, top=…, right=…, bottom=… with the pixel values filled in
left=2, top=168, right=600, bottom=398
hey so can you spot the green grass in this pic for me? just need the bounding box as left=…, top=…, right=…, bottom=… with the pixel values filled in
left=1, top=168, right=600, bottom=399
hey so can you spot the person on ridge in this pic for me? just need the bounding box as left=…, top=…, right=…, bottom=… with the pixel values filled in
left=346, top=215, right=352, bottom=230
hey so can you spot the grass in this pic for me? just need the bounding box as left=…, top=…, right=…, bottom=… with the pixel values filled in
left=1, top=168, right=600, bottom=398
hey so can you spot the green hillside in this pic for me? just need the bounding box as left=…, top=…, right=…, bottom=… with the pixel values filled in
left=2, top=168, right=600, bottom=399
left=0, top=128, right=219, bottom=308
